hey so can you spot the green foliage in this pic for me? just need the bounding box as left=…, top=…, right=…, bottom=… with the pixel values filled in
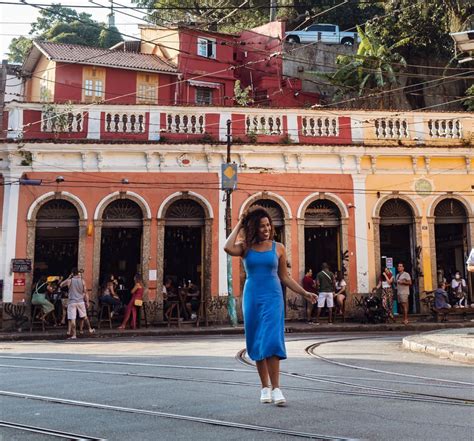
left=132, top=0, right=268, bottom=32
left=310, top=26, right=409, bottom=106
left=7, top=36, right=33, bottom=63
left=234, top=80, right=253, bottom=106
left=7, top=4, right=123, bottom=63
left=98, top=26, right=124, bottom=48
left=464, top=85, right=474, bottom=111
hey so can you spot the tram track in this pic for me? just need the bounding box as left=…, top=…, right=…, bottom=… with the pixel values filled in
left=0, top=390, right=357, bottom=440
left=0, top=420, right=104, bottom=440
left=235, top=343, right=474, bottom=407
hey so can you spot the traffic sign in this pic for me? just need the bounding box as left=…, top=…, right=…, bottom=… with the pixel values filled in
left=221, top=163, right=238, bottom=190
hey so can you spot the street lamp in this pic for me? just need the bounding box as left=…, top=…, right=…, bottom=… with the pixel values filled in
left=450, top=30, right=474, bottom=63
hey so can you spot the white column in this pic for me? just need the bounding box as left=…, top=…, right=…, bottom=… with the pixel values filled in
left=352, top=174, right=369, bottom=292
left=148, top=110, right=161, bottom=141
left=412, top=115, right=425, bottom=144
left=6, top=107, right=23, bottom=139
left=0, top=171, right=22, bottom=302
left=286, top=113, right=299, bottom=143
left=87, top=110, right=101, bottom=140
left=350, top=114, right=364, bottom=144
left=219, top=112, right=232, bottom=142
left=218, top=166, right=228, bottom=296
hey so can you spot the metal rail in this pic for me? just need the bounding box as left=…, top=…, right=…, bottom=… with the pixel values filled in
left=0, top=420, right=105, bottom=440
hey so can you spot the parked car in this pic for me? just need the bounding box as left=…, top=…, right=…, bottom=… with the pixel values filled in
left=285, top=23, right=358, bottom=46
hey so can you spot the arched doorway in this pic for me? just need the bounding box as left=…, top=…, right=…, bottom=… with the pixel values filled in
left=379, top=198, right=418, bottom=312
left=33, top=199, right=79, bottom=281
left=163, top=199, right=205, bottom=290
left=434, top=198, right=468, bottom=283
left=99, top=199, right=143, bottom=290
left=304, top=199, right=342, bottom=275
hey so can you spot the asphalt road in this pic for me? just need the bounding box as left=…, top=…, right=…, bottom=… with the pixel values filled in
left=0, top=332, right=472, bottom=441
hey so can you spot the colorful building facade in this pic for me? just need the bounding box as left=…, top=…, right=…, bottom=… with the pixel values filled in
left=1, top=100, right=472, bottom=321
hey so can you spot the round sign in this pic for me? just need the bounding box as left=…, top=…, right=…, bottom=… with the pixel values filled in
left=415, top=179, right=432, bottom=197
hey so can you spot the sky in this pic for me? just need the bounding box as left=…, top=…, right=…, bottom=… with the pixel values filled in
left=0, top=0, right=146, bottom=60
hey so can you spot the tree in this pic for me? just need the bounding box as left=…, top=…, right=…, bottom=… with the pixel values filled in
left=464, top=85, right=474, bottom=111
left=310, top=26, right=409, bottom=108
left=7, top=36, right=33, bottom=64
left=7, top=4, right=123, bottom=63
left=99, top=26, right=124, bottom=48
left=132, top=0, right=269, bottom=31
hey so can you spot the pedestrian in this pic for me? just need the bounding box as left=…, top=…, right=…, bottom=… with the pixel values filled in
left=315, top=263, right=335, bottom=325
left=334, top=270, right=347, bottom=317
left=224, top=207, right=317, bottom=406
left=450, top=271, right=467, bottom=307
left=60, top=268, right=94, bottom=339
left=395, top=262, right=412, bottom=325
left=31, top=276, right=55, bottom=322
left=373, top=267, right=395, bottom=322
left=118, top=274, right=144, bottom=330
left=302, top=268, right=317, bottom=324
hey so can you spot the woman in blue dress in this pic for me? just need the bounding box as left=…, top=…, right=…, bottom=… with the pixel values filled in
left=224, top=207, right=317, bottom=406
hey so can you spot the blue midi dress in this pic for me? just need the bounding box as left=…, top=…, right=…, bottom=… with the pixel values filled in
left=242, top=241, right=287, bottom=361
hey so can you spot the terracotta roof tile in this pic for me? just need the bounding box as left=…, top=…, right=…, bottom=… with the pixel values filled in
left=34, top=41, right=177, bottom=74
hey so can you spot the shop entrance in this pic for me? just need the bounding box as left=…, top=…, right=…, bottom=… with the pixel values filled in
left=304, top=199, right=341, bottom=275
left=379, top=198, right=417, bottom=312
left=434, top=199, right=468, bottom=283
left=34, top=199, right=79, bottom=281
left=100, top=199, right=143, bottom=289
left=163, top=200, right=205, bottom=290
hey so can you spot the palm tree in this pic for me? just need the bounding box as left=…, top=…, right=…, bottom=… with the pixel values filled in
left=310, top=26, right=410, bottom=108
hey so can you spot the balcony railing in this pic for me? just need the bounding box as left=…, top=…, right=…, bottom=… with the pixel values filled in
left=4, top=103, right=471, bottom=146
left=166, top=112, right=205, bottom=134
left=105, top=112, right=145, bottom=133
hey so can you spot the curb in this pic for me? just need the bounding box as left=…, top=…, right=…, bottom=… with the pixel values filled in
left=1, top=321, right=473, bottom=342
left=402, top=332, right=474, bottom=364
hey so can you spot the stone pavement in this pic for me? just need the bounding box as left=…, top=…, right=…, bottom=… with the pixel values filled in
left=403, top=327, right=474, bottom=364
left=1, top=319, right=473, bottom=342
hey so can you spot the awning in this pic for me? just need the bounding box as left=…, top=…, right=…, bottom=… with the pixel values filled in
left=188, top=80, right=221, bottom=89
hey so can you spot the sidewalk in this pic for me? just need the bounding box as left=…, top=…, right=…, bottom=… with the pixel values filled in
left=403, top=327, right=474, bottom=364
left=0, top=320, right=473, bottom=342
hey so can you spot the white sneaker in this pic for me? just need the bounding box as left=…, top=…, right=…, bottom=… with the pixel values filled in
left=271, top=388, right=286, bottom=406
left=260, top=387, right=272, bottom=403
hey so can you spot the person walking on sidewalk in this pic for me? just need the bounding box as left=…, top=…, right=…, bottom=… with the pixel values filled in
left=60, top=268, right=94, bottom=339
left=396, top=262, right=412, bottom=325
left=315, top=263, right=335, bottom=325
left=224, top=207, right=317, bottom=406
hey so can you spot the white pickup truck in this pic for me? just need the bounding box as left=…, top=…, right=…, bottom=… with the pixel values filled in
left=285, top=23, right=358, bottom=46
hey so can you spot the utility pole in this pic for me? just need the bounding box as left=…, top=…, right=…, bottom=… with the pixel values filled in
left=270, top=0, right=277, bottom=22
left=225, top=120, right=238, bottom=326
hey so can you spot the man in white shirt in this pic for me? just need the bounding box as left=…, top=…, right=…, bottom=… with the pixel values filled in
left=396, top=262, right=412, bottom=325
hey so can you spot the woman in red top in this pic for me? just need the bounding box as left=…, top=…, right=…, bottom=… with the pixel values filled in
left=118, top=274, right=144, bottom=329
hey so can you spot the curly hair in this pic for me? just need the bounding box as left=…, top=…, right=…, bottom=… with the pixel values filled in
left=241, top=206, right=275, bottom=250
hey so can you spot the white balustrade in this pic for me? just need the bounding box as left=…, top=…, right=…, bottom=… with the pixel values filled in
left=374, top=118, right=409, bottom=139
left=428, top=119, right=462, bottom=138
left=246, top=114, right=283, bottom=135
left=105, top=112, right=145, bottom=133
left=41, top=112, right=83, bottom=132
left=166, top=113, right=205, bottom=134
left=301, top=116, right=339, bottom=137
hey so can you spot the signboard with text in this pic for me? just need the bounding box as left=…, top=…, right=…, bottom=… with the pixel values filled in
left=11, top=259, right=32, bottom=273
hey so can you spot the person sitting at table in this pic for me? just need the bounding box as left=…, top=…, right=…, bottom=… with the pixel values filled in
left=31, top=276, right=55, bottom=322
left=186, top=282, right=200, bottom=321
left=118, top=274, right=144, bottom=330
left=99, top=278, right=122, bottom=317
left=162, top=277, right=176, bottom=321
